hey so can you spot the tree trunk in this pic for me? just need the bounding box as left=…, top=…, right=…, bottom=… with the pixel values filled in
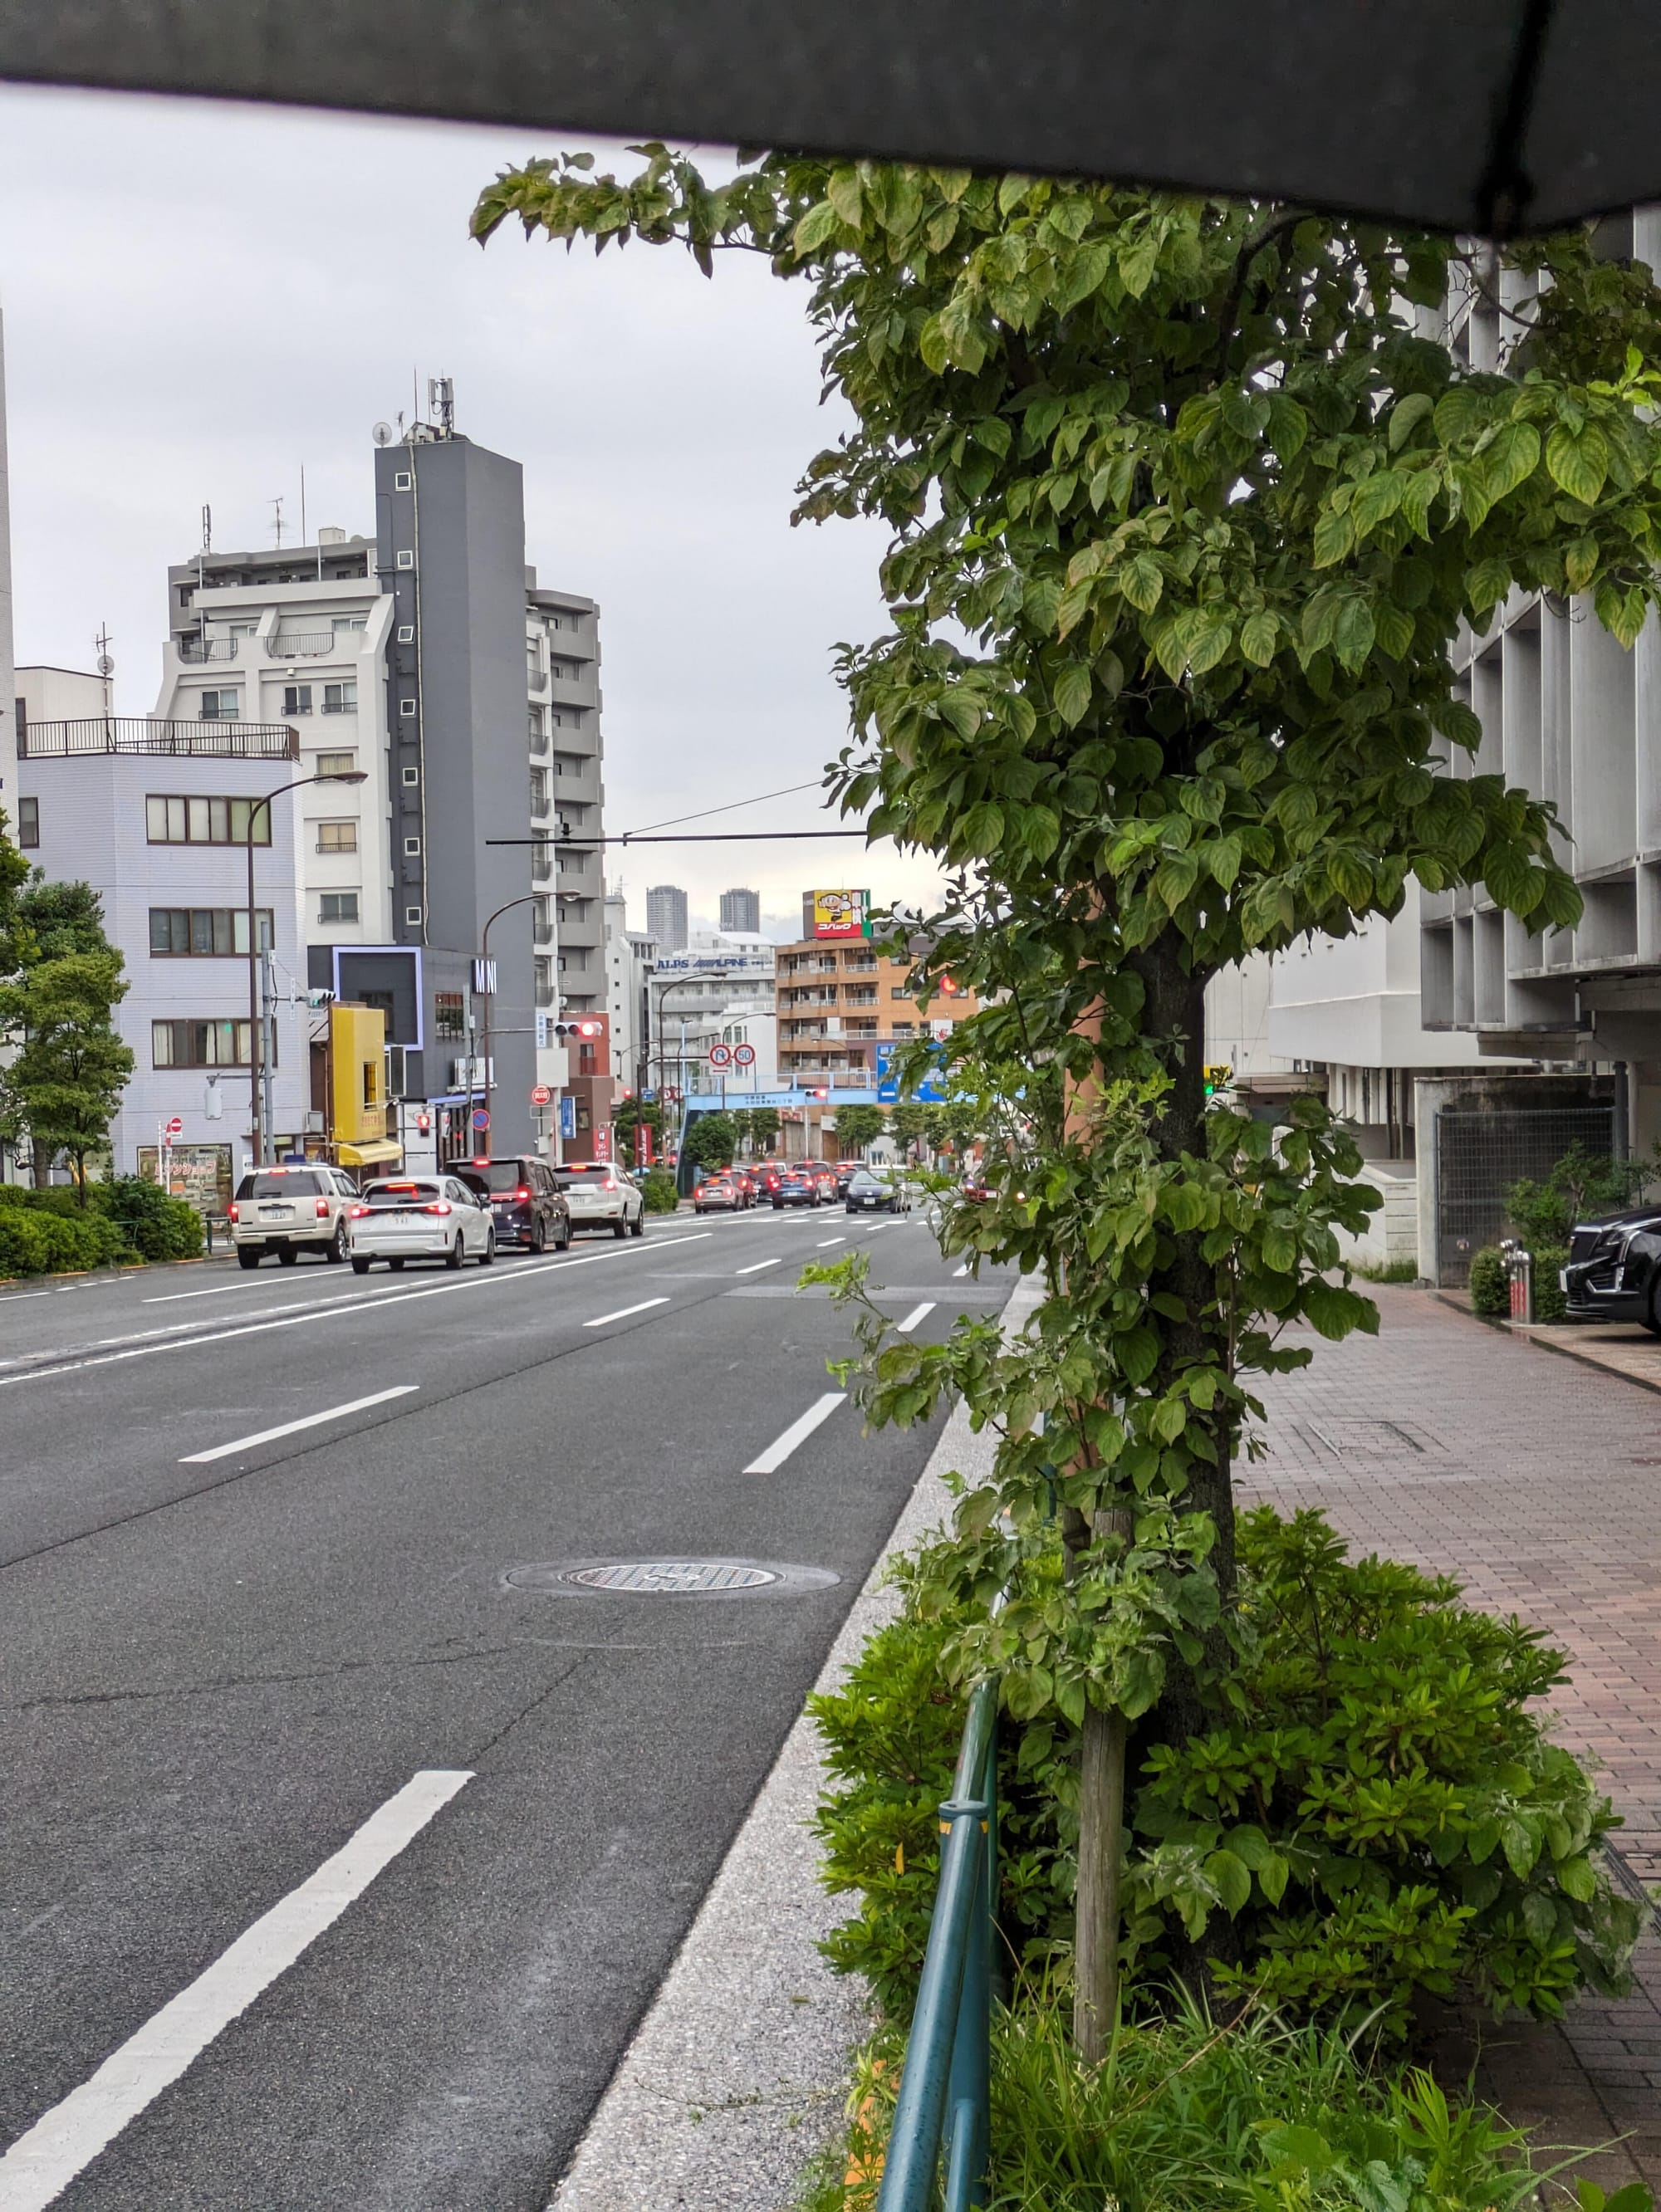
left=1073, top=1504, right=1131, bottom=2063
left=30, top=1139, right=51, bottom=1190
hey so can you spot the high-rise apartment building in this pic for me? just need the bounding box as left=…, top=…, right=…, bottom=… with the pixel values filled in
left=0, top=308, right=17, bottom=836
left=646, top=883, right=688, bottom=952
left=151, top=404, right=608, bottom=1163
left=718, top=886, right=760, bottom=935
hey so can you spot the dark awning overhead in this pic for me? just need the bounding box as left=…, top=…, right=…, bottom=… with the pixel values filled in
left=0, top=1, right=1647, bottom=237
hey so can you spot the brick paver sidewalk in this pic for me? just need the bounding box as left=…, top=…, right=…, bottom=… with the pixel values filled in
left=1248, top=1285, right=1661, bottom=2190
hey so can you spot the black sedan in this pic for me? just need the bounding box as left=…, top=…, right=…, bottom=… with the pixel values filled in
left=1561, top=1205, right=1661, bottom=1332
left=846, top=1168, right=901, bottom=1215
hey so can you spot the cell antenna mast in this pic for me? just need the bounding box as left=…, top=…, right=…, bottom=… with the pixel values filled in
left=270, top=496, right=284, bottom=549
left=202, top=503, right=212, bottom=552
left=429, top=375, right=454, bottom=436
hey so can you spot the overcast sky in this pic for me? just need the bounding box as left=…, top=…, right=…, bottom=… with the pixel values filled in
left=0, top=84, right=946, bottom=937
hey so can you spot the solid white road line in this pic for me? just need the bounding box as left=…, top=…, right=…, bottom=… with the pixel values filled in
left=953, top=1263, right=971, bottom=1277
left=0, top=1236, right=713, bottom=1394
left=179, top=1387, right=420, bottom=1466
left=0, top=1769, right=472, bottom=2212
left=0, top=1291, right=51, bottom=1303
left=145, top=1277, right=314, bottom=1304
left=743, top=1392, right=845, bottom=1475
left=895, top=1302, right=936, bottom=1335
left=815, top=1237, right=846, bottom=1249
left=734, top=1258, right=780, bottom=1276
left=584, top=1297, right=669, bottom=1329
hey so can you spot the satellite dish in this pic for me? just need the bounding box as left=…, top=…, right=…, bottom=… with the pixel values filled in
left=96, top=654, right=115, bottom=677
left=372, top=422, right=394, bottom=447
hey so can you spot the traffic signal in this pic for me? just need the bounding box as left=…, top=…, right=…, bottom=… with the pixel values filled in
left=1203, top=1063, right=1232, bottom=1097
left=415, top=1111, right=432, bottom=1135
left=811, top=1086, right=829, bottom=1101
left=551, top=1019, right=604, bottom=1040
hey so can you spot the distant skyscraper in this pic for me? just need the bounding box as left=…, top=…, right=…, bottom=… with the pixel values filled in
left=647, top=883, right=688, bottom=952
left=719, top=886, right=761, bottom=935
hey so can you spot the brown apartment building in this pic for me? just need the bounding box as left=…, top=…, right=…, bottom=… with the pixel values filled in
left=775, top=922, right=976, bottom=1093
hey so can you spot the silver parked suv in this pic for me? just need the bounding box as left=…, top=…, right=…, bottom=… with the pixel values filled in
left=229, top=1164, right=360, bottom=1268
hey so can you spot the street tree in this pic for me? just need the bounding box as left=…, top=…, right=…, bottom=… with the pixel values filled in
left=831, top=1101, right=885, bottom=1157
left=0, top=945, right=135, bottom=1196
left=887, top=1100, right=929, bottom=1160
left=682, top=1110, right=737, bottom=1171
left=747, top=1104, right=782, bottom=1153
left=478, top=151, right=1661, bottom=2048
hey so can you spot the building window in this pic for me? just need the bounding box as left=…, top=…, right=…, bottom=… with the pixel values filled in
left=394, top=471, right=413, bottom=491
left=331, top=615, right=367, bottom=634
left=17, top=795, right=38, bottom=848
left=317, top=821, right=358, bottom=853
left=396, top=623, right=414, bottom=644
left=434, top=991, right=465, bottom=1040
left=152, top=1017, right=260, bottom=1068
left=319, top=891, right=359, bottom=923
left=282, top=683, right=312, bottom=716
left=530, top=769, right=549, bottom=813
left=316, top=751, right=355, bottom=776
left=145, top=795, right=271, bottom=845
left=550, top=711, right=566, bottom=728
left=404, top=905, right=423, bottom=926
left=395, top=549, right=414, bottom=570
left=149, top=907, right=273, bottom=956
left=322, top=681, right=357, bottom=714
left=401, top=766, right=419, bottom=786
left=403, top=836, right=421, bottom=856
left=198, top=688, right=240, bottom=720
left=398, top=697, right=416, bottom=717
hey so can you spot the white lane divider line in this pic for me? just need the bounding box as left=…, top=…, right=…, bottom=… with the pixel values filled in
left=735, top=1258, right=780, bottom=1276
left=953, top=1263, right=971, bottom=1277
left=744, top=1392, right=845, bottom=1475
left=815, top=1236, right=846, bottom=1250
left=0, top=1769, right=472, bottom=2212
left=179, top=1386, right=420, bottom=1466
left=145, top=1277, right=314, bottom=1304
left=0, top=1291, right=51, bottom=1303
left=584, top=1296, right=669, bottom=1329
left=895, top=1302, right=936, bottom=1335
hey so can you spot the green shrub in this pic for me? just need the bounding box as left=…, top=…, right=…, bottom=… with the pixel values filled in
left=0, top=1203, right=127, bottom=1276
left=812, top=1510, right=1639, bottom=2037
left=1354, top=1255, right=1418, bottom=1283
left=1506, top=1141, right=1651, bottom=1249
left=0, top=1211, right=52, bottom=1278
left=1467, top=1245, right=1509, bottom=1316
left=802, top=1991, right=1571, bottom=2212
left=89, top=1177, right=203, bottom=1260
left=640, top=1168, right=680, bottom=1214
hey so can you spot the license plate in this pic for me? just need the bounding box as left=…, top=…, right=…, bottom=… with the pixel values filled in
left=263, top=1208, right=294, bottom=1221
left=1559, top=1270, right=1569, bottom=1292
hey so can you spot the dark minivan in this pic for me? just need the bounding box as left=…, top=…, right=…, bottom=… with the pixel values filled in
left=1561, top=1203, right=1661, bottom=1331
left=455, top=1156, right=571, bottom=1253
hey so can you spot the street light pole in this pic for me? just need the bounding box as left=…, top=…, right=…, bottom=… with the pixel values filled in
left=245, top=765, right=367, bottom=1169
left=479, top=893, right=541, bottom=1155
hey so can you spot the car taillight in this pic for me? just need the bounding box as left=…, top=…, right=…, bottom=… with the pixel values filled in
left=316, top=1198, right=330, bottom=1219
left=515, top=1187, right=531, bottom=1201
left=349, top=1205, right=369, bottom=1218
left=424, top=1201, right=453, bottom=1216
left=227, top=1201, right=239, bottom=1222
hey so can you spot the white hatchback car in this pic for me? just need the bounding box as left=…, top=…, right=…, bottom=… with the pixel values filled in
left=349, top=1175, right=496, bottom=1273
left=553, top=1162, right=646, bottom=1238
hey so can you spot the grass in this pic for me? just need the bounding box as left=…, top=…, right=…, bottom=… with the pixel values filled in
left=801, top=1984, right=1590, bottom=2212
left=1355, top=1256, right=1420, bottom=1284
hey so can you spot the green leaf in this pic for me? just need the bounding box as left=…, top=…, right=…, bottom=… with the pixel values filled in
left=1119, top=553, right=1164, bottom=613
left=1557, top=1853, right=1597, bottom=1903
left=1330, top=597, right=1375, bottom=672
left=791, top=198, right=841, bottom=256
left=1239, top=610, right=1278, bottom=667
left=1259, top=1851, right=1290, bottom=1905
left=1479, top=418, right=1540, bottom=501
left=1052, top=662, right=1093, bottom=728
left=1311, top=506, right=1355, bottom=569
left=1374, top=601, right=1415, bottom=660
left=1260, top=1225, right=1297, bottom=1274
left=1204, top=1847, right=1252, bottom=1915
left=826, top=168, right=865, bottom=230
left=1261, top=2125, right=1339, bottom=2177
left=1564, top=535, right=1599, bottom=593
left=1546, top=419, right=1609, bottom=507
left=1388, top=392, right=1434, bottom=452
left=1265, top=392, right=1307, bottom=462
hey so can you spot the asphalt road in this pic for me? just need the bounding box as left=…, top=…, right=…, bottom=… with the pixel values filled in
left=0, top=1201, right=1011, bottom=2210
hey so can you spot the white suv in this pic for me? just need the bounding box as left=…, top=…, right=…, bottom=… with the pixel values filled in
left=229, top=1165, right=360, bottom=1269
left=553, top=1162, right=646, bottom=1238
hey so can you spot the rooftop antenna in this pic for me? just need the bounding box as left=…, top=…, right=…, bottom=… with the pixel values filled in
left=94, top=624, right=115, bottom=720
left=270, top=496, right=285, bottom=550
left=429, top=375, right=454, bottom=437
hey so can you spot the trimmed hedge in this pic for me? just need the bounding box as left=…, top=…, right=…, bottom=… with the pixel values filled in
left=0, top=1177, right=203, bottom=1275
left=1467, top=1245, right=1508, bottom=1316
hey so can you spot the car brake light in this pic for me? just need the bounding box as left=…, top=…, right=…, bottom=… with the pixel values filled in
left=424, top=1201, right=453, bottom=1216
left=316, top=1198, right=329, bottom=1219
left=349, top=1204, right=369, bottom=1218
left=227, top=1201, right=239, bottom=1222
left=515, top=1187, right=530, bottom=1201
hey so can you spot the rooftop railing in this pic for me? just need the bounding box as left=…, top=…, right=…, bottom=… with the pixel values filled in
left=19, top=717, right=300, bottom=761
left=176, top=637, right=238, bottom=663
left=270, top=632, right=339, bottom=658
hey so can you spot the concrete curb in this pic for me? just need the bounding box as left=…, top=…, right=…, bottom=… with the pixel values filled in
left=548, top=1271, right=1046, bottom=2212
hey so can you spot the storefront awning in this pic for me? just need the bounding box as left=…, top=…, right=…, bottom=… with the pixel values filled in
left=337, top=1138, right=404, bottom=1167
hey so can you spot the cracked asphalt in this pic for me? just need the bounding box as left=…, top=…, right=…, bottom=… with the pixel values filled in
left=0, top=1207, right=1011, bottom=2210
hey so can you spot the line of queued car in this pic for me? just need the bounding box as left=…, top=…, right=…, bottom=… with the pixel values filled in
left=228, top=1155, right=646, bottom=1272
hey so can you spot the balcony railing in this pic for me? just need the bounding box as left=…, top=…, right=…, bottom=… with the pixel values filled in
left=271, top=632, right=339, bottom=658
left=19, top=717, right=299, bottom=761
left=176, top=638, right=237, bottom=663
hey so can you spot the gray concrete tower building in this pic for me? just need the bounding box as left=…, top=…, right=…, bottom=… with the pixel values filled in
left=719, top=886, right=760, bottom=935
left=0, top=306, right=16, bottom=822
left=647, top=883, right=688, bottom=952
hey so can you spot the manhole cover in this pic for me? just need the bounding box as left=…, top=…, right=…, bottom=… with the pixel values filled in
left=502, top=1557, right=840, bottom=1600
left=569, top=1562, right=779, bottom=1593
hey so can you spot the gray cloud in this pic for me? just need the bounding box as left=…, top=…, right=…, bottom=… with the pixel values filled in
left=0, top=86, right=947, bottom=927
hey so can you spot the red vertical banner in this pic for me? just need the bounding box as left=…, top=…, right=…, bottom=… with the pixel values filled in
left=635, top=1123, right=653, bottom=1167
left=593, top=1123, right=613, bottom=1162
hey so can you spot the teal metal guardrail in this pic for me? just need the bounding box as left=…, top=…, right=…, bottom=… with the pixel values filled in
left=875, top=1670, right=999, bottom=2212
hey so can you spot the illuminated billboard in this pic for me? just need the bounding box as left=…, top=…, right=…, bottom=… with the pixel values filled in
left=807, top=888, right=872, bottom=940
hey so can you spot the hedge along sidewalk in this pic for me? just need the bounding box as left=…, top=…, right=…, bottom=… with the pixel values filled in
left=547, top=1269, right=1046, bottom=2212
